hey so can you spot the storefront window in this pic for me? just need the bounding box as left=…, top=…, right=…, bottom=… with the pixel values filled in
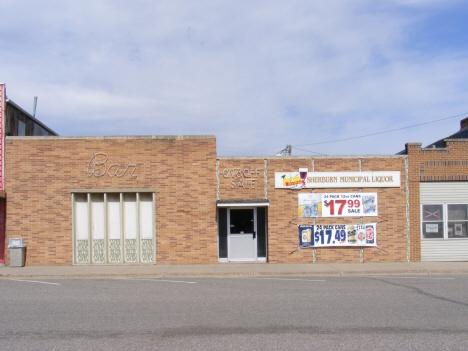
left=73, top=192, right=155, bottom=265
left=422, top=204, right=468, bottom=239
left=448, top=204, right=468, bottom=238
left=422, top=204, right=444, bottom=239
left=230, top=209, right=254, bottom=234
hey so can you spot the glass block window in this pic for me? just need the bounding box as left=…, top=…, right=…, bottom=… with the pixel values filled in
left=73, top=192, right=155, bottom=264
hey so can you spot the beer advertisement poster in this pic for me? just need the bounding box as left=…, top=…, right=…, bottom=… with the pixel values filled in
left=298, top=193, right=378, bottom=218
left=298, top=225, right=314, bottom=248
left=298, top=223, right=377, bottom=248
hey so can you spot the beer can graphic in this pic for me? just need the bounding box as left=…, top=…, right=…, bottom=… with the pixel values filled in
left=357, top=229, right=366, bottom=245
left=348, top=226, right=357, bottom=244
left=366, top=225, right=374, bottom=244
left=302, top=230, right=309, bottom=245
left=362, top=195, right=377, bottom=214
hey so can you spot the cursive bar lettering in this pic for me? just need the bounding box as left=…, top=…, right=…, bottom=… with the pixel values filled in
left=87, top=152, right=137, bottom=178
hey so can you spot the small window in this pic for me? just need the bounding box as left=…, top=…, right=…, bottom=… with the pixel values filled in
left=33, top=124, right=43, bottom=136
left=230, top=209, right=254, bottom=234
left=17, top=120, right=26, bottom=136
left=448, top=204, right=468, bottom=238
left=422, top=204, right=443, bottom=239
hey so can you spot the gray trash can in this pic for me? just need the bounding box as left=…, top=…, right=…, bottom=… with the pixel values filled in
left=8, top=238, right=26, bottom=267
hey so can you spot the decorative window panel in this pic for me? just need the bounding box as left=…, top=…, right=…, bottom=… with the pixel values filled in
left=91, top=194, right=105, bottom=263
left=140, top=193, right=154, bottom=262
left=73, top=192, right=155, bottom=265
left=107, top=193, right=121, bottom=262
left=74, top=194, right=89, bottom=263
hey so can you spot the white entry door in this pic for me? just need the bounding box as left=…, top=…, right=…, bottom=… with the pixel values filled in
left=228, top=208, right=257, bottom=262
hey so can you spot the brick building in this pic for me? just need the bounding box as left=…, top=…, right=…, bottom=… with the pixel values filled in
left=4, top=136, right=218, bottom=265
left=402, top=117, right=468, bottom=261
left=4, top=135, right=409, bottom=266
left=1, top=88, right=468, bottom=265
left=217, top=156, right=407, bottom=264
left=0, top=83, right=57, bottom=264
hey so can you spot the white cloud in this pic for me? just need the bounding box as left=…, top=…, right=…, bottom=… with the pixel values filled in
left=1, top=1, right=467, bottom=155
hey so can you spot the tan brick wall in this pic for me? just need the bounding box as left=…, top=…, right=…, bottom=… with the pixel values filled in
left=5, top=136, right=218, bottom=266
left=5, top=137, right=415, bottom=266
left=218, top=159, right=266, bottom=200
left=219, top=156, right=409, bottom=263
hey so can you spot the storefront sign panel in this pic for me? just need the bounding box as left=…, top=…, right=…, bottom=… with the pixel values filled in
left=87, top=152, right=137, bottom=178
left=299, top=193, right=377, bottom=217
left=275, top=171, right=400, bottom=188
left=299, top=223, right=377, bottom=247
left=222, top=167, right=260, bottom=189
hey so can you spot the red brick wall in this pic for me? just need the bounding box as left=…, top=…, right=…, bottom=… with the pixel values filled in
left=5, top=136, right=218, bottom=266
left=406, top=140, right=468, bottom=261
left=219, top=156, right=408, bottom=263
left=0, top=199, right=5, bottom=263
left=0, top=84, right=5, bottom=191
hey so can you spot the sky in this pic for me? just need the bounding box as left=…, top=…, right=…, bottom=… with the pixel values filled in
left=1, top=0, right=468, bottom=156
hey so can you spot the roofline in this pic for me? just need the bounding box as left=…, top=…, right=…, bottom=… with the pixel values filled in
left=6, top=99, right=59, bottom=136
left=6, top=135, right=216, bottom=140
left=218, top=155, right=407, bottom=160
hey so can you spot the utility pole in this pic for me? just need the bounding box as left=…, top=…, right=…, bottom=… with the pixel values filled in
left=32, top=96, right=38, bottom=117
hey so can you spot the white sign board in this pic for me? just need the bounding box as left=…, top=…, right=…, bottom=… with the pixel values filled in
left=311, top=223, right=377, bottom=247
left=275, top=171, right=400, bottom=188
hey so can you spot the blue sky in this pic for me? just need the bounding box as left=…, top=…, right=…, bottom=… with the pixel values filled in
left=1, top=0, right=467, bottom=156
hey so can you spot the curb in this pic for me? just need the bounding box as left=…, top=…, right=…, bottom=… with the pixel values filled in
left=1, top=269, right=467, bottom=280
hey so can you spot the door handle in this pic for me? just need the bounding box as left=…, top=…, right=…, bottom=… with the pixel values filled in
left=253, top=231, right=256, bottom=239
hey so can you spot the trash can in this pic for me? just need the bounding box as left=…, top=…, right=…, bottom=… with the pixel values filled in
left=8, top=238, right=26, bottom=267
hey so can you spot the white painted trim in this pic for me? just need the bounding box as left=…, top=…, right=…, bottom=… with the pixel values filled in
left=71, top=189, right=155, bottom=193
left=217, top=202, right=269, bottom=207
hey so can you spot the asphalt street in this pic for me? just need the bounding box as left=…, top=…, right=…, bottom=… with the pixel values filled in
left=1, top=275, right=467, bottom=350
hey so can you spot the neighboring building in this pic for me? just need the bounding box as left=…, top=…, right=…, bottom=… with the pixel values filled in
left=0, top=83, right=57, bottom=264
left=401, top=117, right=468, bottom=261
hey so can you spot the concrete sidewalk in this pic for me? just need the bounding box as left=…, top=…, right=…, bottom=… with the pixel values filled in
left=1, top=262, right=468, bottom=279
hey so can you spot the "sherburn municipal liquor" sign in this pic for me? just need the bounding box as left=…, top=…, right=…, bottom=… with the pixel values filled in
left=275, top=170, right=400, bottom=189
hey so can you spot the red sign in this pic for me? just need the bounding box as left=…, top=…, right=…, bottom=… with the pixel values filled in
left=0, top=84, right=5, bottom=263
left=0, top=83, right=4, bottom=191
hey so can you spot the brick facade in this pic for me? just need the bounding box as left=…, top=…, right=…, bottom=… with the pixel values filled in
left=218, top=156, right=409, bottom=264
left=406, top=138, right=468, bottom=261
left=3, top=135, right=446, bottom=266
left=5, top=136, right=218, bottom=266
